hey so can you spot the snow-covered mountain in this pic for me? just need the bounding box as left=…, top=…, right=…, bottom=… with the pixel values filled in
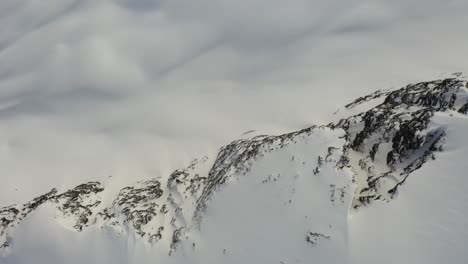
left=1, top=77, right=467, bottom=263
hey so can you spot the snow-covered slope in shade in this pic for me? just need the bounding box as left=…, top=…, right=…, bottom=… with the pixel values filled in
left=1, top=77, right=468, bottom=263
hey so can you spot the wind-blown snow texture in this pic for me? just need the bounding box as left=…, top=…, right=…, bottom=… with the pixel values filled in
left=1, top=78, right=468, bottom=263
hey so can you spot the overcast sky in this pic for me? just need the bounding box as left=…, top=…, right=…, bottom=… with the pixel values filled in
left=1, top=0, right=468, bottom=203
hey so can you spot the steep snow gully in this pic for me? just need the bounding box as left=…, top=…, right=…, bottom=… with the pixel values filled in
left=1, top=77, right=468, bottom=263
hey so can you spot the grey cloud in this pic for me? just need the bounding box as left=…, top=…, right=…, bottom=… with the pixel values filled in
left=113, top=0, right=166, bottom=12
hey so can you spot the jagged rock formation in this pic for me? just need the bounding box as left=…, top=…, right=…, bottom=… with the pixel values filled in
left=0, top=189, right=57, bottom=248
left=333, top=78, right=468, bottom=208
left=54, top=182, right=104, bottom=231
left=1, top=77, right=467, bottom=254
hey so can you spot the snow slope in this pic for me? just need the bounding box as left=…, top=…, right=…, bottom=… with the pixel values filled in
left=1, top=78, right=467, bottom=263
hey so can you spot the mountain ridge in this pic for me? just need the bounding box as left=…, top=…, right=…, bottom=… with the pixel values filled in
left=1, top=77, right=467, bottom=259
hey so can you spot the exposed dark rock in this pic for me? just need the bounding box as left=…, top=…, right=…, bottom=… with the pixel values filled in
left=169, top=227, right=184, bottom=255
left=110, top=179, right=164, bottom=237
left=459, top=102, right=468, bottom=114
left=305, top=232, right=330, bottom=245
left=54, top=182, right=104, bottom=231
left=344, top=90, right=389, bottom=109
left=336, top=78, right=467, bottom=208
left=0, top=188, right=58, bottom=249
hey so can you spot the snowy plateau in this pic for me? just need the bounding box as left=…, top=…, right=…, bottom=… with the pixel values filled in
left=1, top=77, right=468, bottom=263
